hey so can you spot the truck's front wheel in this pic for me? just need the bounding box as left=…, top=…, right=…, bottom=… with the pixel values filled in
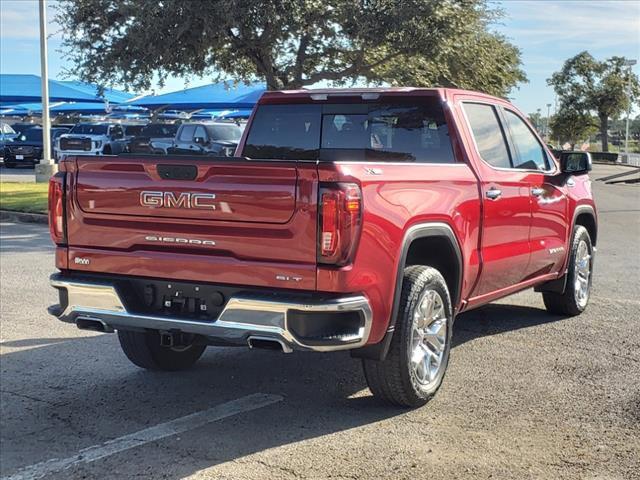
left=363, top=266, right=453, bottom=408
left=117, top=330, right=206, bottom=371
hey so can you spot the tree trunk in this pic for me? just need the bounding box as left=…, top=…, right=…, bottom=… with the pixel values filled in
left=599, top=115, right=609, bottom=152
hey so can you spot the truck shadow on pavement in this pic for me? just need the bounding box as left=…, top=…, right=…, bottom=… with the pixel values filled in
left=452, top=303, right=568, bottom=347
left=1, top=302, right=569, bottom=479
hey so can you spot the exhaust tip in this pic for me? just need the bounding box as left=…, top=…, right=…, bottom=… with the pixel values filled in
left=247, top=336, right=292, bottom=353
left=76, top=318, right=113, bottom=333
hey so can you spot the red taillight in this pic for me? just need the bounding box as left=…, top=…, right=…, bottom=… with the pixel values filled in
left=48, top=172, right=66, bottom=245
left=318, top=183, right=362, bottom=266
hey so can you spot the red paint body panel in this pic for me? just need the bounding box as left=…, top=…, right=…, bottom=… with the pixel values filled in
left=54, top=87, right=597, bottom=347
left=75, top=157, right=298, bottom=224
left=315, top=162, right=480, bottom=344
left=62, top=156, right=319, bottom=290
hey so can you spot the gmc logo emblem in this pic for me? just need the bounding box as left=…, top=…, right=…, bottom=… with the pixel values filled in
left=140, top=191, right=216, bottom=210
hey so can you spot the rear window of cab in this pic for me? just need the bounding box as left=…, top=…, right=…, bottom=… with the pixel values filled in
left=243, top=99, right=455, bottom=163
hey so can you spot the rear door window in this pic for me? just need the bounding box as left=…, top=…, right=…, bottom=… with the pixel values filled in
left=463, top=103, right=512, bottom=169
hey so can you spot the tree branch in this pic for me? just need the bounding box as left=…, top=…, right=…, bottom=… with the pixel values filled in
left=303, top=51, right=402, bottom=85
left=292, top=33, right=310, bottom=85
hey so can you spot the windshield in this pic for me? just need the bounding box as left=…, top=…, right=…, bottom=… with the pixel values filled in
left=70, top=124, right=109, bottom=135
left=1, top=123, right=16, bottom=134
left=207, top=124, right=242, bottom=141
left=21, top=129, right=43, bottom=142
left=141, top=124, right=178, bottom=137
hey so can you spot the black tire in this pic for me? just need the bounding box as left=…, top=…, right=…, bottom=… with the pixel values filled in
left=117, top=330, right=206, bottom=371
left=363, top=265, right=453, bottom=408
left=103, top=146, right=112, bottom=155
left=542, top=225, right=593, bottom=316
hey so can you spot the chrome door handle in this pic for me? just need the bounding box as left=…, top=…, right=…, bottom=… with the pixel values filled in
left=531, top=187, right=545, bottom=197
left=485, top=188, right=502, bottom=200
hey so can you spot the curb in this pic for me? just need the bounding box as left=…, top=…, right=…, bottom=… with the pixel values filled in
left=0, top=210, right=48, bottom=224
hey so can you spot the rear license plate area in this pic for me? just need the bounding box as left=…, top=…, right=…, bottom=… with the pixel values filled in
left=116, top=278, right=230, bottom=321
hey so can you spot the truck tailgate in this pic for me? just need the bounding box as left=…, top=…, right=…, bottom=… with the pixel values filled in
left=64, top=156, right=319, bottom=290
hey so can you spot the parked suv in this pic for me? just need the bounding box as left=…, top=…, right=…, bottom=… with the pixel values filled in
left=128, top=123, right=179, bottom=154
left=55, top=123, right=127, bottom=161
left=168, top=122, right=242, bottom=156
left=47, top=88, right=597, bottom=407
left=0, top=121, right=18, bottom=160
left=3, top=127, right=69, bottom=168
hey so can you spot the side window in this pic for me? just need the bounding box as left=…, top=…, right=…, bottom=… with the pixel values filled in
left=194, top=126, right=207, bottom=140
left=179, top=125, right=196, bottom=142
left=504, top=110, right=549, bottom=170
left=110, top=126, right=123, bottom=139
left=463, top=103, right=511, bottom=169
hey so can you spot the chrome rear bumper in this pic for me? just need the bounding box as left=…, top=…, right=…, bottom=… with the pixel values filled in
left=49, top=274, right=372, bottom=352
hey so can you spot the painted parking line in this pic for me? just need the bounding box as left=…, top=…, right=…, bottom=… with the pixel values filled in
left=0, top=235, right=40, bottom=240
left=2, top=393, right=283, bottom=480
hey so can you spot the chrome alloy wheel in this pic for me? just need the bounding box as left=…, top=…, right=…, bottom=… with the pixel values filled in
left=410, top=289, right=448, bottom=390
left=574, top=239, right=592, bottom=308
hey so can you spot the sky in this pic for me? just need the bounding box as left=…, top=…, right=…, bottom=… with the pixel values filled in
left=1, top=0, right=639, bottom=116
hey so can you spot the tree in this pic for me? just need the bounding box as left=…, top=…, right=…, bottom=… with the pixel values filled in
left=548, top=52, right=639, bottom=152
left=528, top=112, right=543, bottom=132
left=367, top=31, right=527, bottom=97
left=549, top=107, right=597, bottom=150
left=56, top=0, right=525, bottom=96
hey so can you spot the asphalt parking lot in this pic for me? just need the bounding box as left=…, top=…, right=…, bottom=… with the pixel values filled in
left=0, top=166, right=36, bottom=183
left=1, top=165, right=639, bottom=480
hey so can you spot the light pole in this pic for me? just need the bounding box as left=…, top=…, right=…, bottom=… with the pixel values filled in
left=624, top=59, right=637, bottom=155
left=35, top=0, right=56, bottom=183
left=546, top=103, right=552, bottom=142
left=536, top=108, right=542, bottom=133
left=554, top=95, right=560, bottom=147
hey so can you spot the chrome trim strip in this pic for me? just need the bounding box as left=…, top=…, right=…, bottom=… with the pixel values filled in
left=50, top=277, right=372, bottom=352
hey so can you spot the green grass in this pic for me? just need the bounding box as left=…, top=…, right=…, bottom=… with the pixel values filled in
left=0, top=182, right=49, bottom=214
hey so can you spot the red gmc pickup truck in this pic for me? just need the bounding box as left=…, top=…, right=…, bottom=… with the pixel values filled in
left=48, top=88, right=597, bottom=407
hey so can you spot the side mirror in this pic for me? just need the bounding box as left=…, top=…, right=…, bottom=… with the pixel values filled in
left=194, top=136, right=207, bottom=145
left=560, top=151, right=592, bottom=174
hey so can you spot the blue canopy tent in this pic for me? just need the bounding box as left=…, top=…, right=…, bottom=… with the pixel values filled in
left=50, top=102, right=146, bottom=114
left=0, top=103, right=44, bottom=115
left=57, top=81, right=135, bottom=104
left=129, top=82, right=265, bottom=110
left=0, top=101, right=148, bottom=116
left=0, top=74, right=109, bottom=104
left=191, top=108, right=253, bottom=119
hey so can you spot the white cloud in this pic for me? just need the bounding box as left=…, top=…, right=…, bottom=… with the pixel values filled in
left=496, top=0, right=640, bottom=49
left=0, top=0, right=60, bottom=40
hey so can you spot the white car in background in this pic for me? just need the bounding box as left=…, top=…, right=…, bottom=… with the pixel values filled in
left=55, top=123, right=127, bottom=161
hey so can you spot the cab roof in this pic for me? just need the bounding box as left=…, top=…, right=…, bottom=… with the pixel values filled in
left=258, top=87, right=508, bottom=105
